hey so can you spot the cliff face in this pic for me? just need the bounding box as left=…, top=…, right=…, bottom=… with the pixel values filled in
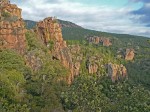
left=0, top=0, right=26, bottom=54
left=0, top=1, right=128, bottom=84
left=108, top=63, right=127, bottom=82
left=125, top=49, right=135, bottom=61
left=87, top=36, right=112, bottom=46
left=35, top=17, right=75, bottom=84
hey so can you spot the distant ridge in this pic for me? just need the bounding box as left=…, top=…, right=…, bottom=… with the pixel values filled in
left=24, top=20, right=37, bottom=29
left=24, top=19, right=149, bottom=40
left=57, top=19, right=83, bottom=28
left=24, top=19, right=83, bottom=29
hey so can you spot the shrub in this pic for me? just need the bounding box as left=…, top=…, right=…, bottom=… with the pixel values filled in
left=2, top=11, right=11, bottom=18
left=48, top=40, right=54, bottom=50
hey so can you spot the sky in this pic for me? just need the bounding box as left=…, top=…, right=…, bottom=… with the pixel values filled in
left=10, top=0, right=150, bottom=37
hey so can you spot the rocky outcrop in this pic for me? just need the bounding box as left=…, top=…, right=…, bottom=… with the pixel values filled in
left=108, top=63, right=127, bottom=82
left=86, top=56, right=102, bottom=74
left=116, top=48, right=135, bottom=61
left=125, top=49, right=135, bottom=61
left=25, top=51, right=42, bottom=71
left=88, top=63, right=98, bottom=74
left=102, top=38, right=112, bottom=46
left=0, top=0, right=26, bottom=54
left=35, top=17, right=75, bottom=84
left=87, top=36, right=112, bottom=46
left=69, top=45, right=82, bottom=76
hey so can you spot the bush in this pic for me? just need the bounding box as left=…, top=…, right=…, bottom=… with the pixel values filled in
left=2, top=11, right=11, bottom=18
left=48, top=40, right=54, bottom=50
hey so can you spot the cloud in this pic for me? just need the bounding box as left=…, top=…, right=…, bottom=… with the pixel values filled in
left=130, top=0, right=150, bottom=27
left=130, top=0, right=149, bottom=3
left=10, top=0, right=150, bottom=37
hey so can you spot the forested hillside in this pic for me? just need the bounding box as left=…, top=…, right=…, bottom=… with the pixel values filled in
left=0, top=1, right=150, bottom=112
left=25, top=19, right=150, bottom=89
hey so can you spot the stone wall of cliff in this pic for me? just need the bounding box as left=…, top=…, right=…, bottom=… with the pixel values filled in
left=125, top=48, right=135, bottom=61
left=108, top=63, right=127, bottom=82
left=35, top=17, right=75, bottom=84
left=0, top=0, right=26, bottom=54
left=87, top=36, right=112, bottom=46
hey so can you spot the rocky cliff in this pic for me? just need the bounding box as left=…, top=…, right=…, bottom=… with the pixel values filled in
left=35, top=17, right=75, bottom=84
left=108, top=63, right=127, bottom=82
left=0, top=1, right=128, bottom=84
left=125, top=48, right=135, bottom=61
left=0, top=0, right=26, bottom=54
left=87, top=36, right=112, bottom=46
left=116, top=48, right=135, bottom=61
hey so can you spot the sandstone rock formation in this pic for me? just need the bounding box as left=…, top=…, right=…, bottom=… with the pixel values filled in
left=108, top=63, right=127, bottom=82
left=125, top=48, right=135, bottom=61
left=87, top=36, right=112, bottom=46
left=69, top=45, right=82, bottom=76
left=88, top=63, right=98, bottom=74
left=102, top=38, right=112, bottom=46
left=88, top=36, right=100, bottom=44
left=86, top=56, right=102, bottom=74
left=0, top=0, right=26, bottom=54
left=35, top=17, right=75, bottom=84
left=25, top=51, right=42, bottom=71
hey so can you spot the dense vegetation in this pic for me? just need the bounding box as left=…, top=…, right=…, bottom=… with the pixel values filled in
left=62, top=40, right=150, bottom=112
left=0, top=31, right=68, bottom=112
left=0, top=20, right=150, bottom=111
left=24, top=20, right=36, bottom=29
left=61, top=24, right=150, bottom=90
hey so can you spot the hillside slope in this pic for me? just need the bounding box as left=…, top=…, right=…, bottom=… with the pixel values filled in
left=0, top=1, right=150, bottom=111
left=24, top=19, right=150, bottom=88
left=24, top=19, right=82, bottom=29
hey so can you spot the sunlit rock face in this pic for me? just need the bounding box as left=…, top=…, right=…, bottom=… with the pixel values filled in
left=0, top=0, right=26, bottom=54
left=35, top=17, right=76, bottom=84
left=125, top=48, right=135, bottom=61
left=108, top=63, right=127, bottom=82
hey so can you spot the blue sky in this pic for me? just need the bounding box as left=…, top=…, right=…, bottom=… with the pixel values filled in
left=10, top=0, right=150, bottom=37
